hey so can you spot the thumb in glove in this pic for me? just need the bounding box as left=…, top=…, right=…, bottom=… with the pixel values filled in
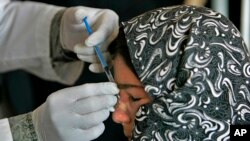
left=60, top=6, right=119, bottom=73
left=32, top=82, right=119, bottom=141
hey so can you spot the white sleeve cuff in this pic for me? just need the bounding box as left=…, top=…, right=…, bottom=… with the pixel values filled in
left=0, top=118, right=13, bottom=141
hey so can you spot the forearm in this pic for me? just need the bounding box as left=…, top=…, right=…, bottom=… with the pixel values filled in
left=0, top=1, right=83, bottom=85
left=0, top=118, right=13, bottom=141
left=49, top=8, right=84, bottom=85
left=0, top=1, right=61, bottom=73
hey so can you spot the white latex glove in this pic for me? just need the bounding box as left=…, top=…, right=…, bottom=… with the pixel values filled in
left=32, top=82, right=119, bottom=141
left=60, top=6, right=119, bottom=73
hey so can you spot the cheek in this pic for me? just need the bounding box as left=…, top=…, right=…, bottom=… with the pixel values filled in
left=131, top=103, right=143, bottom=116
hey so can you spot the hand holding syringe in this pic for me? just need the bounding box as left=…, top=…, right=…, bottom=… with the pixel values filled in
left=83, top=17, right=117, bottom=112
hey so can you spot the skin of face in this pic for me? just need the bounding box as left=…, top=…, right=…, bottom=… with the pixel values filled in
left=112, top=54, right=152, bottom=140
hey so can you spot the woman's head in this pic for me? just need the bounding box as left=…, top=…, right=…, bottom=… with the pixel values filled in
left=108, top=27, right=152, bottom=139
left=109, top=5, right=250, bottom=141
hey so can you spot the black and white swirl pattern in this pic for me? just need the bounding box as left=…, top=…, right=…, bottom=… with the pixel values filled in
left=122, top=5, right=250, bottom=141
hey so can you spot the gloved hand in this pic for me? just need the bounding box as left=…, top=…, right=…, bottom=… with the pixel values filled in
left=32, top=82, right=119, bottom=141
left=60, top=6, right=119, bottom=73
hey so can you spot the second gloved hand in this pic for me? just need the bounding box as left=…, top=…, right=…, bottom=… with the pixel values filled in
left=32, top=82, right=119, bottom=141
left=60, top=6, right=119, bottom=73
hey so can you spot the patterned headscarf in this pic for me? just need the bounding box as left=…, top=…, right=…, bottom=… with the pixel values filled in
left=122, top=5, right=250, bottom=140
